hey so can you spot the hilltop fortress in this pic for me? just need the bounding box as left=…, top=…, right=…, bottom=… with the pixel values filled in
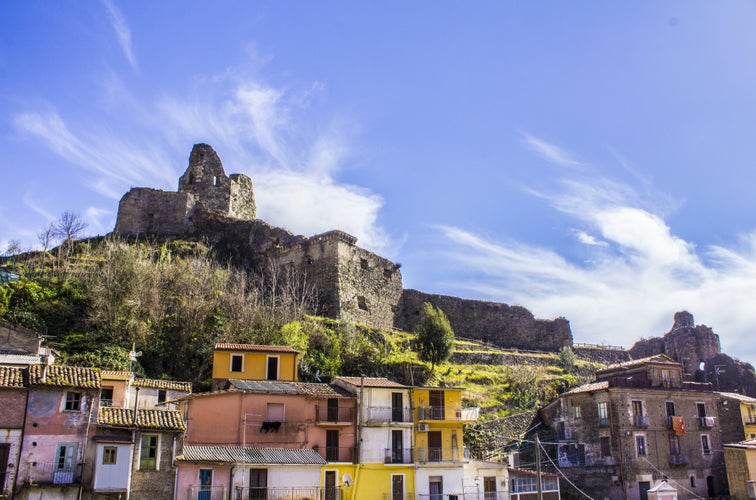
left=115, top=144, right=572, bottom=351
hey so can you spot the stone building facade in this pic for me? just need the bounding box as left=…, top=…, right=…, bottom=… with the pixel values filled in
left=538, top=355, right=726, bottom=500
left=114, top=144, right=571, bottom=349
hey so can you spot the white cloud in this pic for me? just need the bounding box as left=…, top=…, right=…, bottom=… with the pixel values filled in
left=521, top=132, right=585, bottom=168
left=100, top=0, right=137, bottom=70
left=435, top=139, right=756, bottom=365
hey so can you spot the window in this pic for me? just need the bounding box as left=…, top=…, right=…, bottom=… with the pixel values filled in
left=266, top=356, right=279, bottom=380
left=600, top=436, right=611, bottom=457
left=697, top=403, right=707, bottom=418
left=230, top=354, right=244, bottom=372
left=101, top=387, right=114, bottom=407
left=701, top=435, right=711, bottom=454
left=429, top=476, right=443, bottom=500
left=64, top=392, right=81, bottom=411
left=690, top=476, right=696, bottom=488
left=636, top=435, right=646, bottom=456
left=598, top=401, right=608, bottom=419
left=669, top=435, right=681, bottom=455
left=429, top=390, right=445, bottom=420
left=103, top=446, right=117, bottom=464
left=139, top=434, right=158, bottom=470
left=512, top=477, right=536, bottom=493
left=661, top=369, right=671, bottom=387
left=360, top=258, right=369, bottom=270
left=573, top=404, right=581, bottom=419
left=392, top=474, right=405, bottom=500
left=357, top=296, right=369, bottom=311
left=632, top=400, right=643, bottom=417
left=157, top=389, right=166, bottom=404
left=266, top=403, right=284, bottom=422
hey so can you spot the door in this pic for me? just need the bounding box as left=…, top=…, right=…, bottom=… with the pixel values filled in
left=392, top=430, right=403, bottom=463
left=429, top=476, right=443, bottom=500
left=54, top=442, right=77, bottom=484
left=707, top=476, right=715, bottom=497
left=267, top=357, right=278, bottom=380
left=250, top=469, right=267, bottom=500
left=0, top=444, right=9, bottom=492
left=429, top=390, right=445, bottom=419
left=198, top=469, right=212, bottom=500
left=392, top=475, right=404, bottom=500
left=326, top=430, right=339, bottom=462
left=428, top=431, right=442, bottom=462
left=639, top=481, right=650, bottom=500
left=327, top=398, right=339, bottom=422
left=391, top=392, right=403, bottom=422
left=324, top=470, right=337, bottom=500
left=484, top=476, right=496, bottom=500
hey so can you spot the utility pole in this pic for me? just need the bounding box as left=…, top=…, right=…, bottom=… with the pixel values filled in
left=536, top=435, right=543, bottom=500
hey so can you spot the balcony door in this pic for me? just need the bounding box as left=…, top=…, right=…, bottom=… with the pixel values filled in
left=428, top=431, right=442, bottom=462
left=324, top=470, right=337, bottom=500
left=249, top=469, right=267, bottom=500
left=327, top=398, right=339, bottom=422
left=429, top=390, right=445, bottom=420
left=392, top=474, right=404, bottom=500
left=392, top=430, right=403, bottom=463
left=429, top=476, right=443, bottom=500
left=326, top=430, right=339, bottom=462
left=54, top=442, right=77, bottom=484
left=198, top=469, right=212, bottom=500
left=392, top=393, right=403, bottom=422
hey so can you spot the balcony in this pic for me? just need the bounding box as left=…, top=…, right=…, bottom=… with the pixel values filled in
left=699, top=416, right=715, bottom=428
left=314, top=446, right=355, bottom=463
left=235, top=486, right=344, bottom=500
left=416, top=494, right=506, bottom=500
left=384, top=447, right=414, bottom=464
left=598, top=417, right=610, bottom=427
left=315, top=406, right=355, bottom=425
left=633, top=415, right=650, bottom=428
left=189, top=486, right=227, bottom=500
left=416, top=446, right=463, bottom=464
left=669, top=453, right=689, bottom=466
left=366, top=406, right=413, bottom=424
left=418, top=406, right=478, bottom=422
left=382, top=493, right=415, bottom=500
left=24, top=461, right=80, bottom=485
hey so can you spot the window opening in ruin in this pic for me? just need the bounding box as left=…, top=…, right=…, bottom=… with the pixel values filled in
left=188, top=174, right=194, bottom=185
left=213, top=176, right=218, bottom=186
left=360, top=258, right=369, bottom=270
left=357, top=296, right=368, bottom=311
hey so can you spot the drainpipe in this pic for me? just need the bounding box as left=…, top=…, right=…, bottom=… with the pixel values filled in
left=12, top=381, right=30, bottom=500
left=79, top=389, right=97, bottom=500
left=610, top=388, right=628, bottom=500
left=349, top=378, right=365, bottom=500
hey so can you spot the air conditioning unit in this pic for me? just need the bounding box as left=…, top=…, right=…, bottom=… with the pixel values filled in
left=418, top=423, right=429, bottom=432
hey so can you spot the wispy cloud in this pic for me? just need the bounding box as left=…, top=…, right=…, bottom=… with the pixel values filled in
left=435, top=138, right=756, bottom=364
left=100, top=0, right=137, bottom=70
left=520, top=132, right=585, bottom=168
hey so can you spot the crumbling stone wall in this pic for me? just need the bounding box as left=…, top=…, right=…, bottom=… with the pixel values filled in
left=396, top=290, right=572, bottom=352
left=115, top=188, right=194, bottom=237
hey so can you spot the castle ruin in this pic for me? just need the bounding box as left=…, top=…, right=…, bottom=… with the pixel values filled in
left=114, top=144, right=572, bottom=351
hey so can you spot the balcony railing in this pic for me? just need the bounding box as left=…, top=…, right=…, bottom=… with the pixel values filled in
left=633, top=415, right=650, bottom=427
left=699, top=416, right=715, bottom=428
left=24, top=461, right=81, bottom=485
left=366, top=406, right=413, bottom=424
left=188, top=486, right=227, bottom=500
left=384, top=447, right=414, bottom=464
left=416, top=447, right=463, bottom=464
left=416, top=494, right=506, bottom=500
left=669, top=453, right=689, bottom=466
left=234, top=486, right=343, bottom=500
left=314, top=446, right=355, bottom=463
left=417, top=406, right=478, bottom=421
left=315, top=406, right=355, bottom=424
left=418, top=406, right=447, bottom=420
left=382, top=493, right=415, bottom=500
left=598, top=417, right=610, bottom=427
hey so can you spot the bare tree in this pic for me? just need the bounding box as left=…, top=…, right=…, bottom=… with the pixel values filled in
left=53, top=211, right=88, bottom=242
left=38, top=223, right=56, bottom=252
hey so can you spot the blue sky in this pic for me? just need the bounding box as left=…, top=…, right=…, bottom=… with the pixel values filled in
left=4, top=1, right=756, bottom=366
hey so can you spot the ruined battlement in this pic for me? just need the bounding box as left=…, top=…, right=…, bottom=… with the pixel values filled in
left=113, top=144, right=572, bottom=351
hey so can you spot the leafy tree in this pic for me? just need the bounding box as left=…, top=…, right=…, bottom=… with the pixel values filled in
left=559, top=345, right=577, bottom=374
left=416, top=302, right=454, bottom=371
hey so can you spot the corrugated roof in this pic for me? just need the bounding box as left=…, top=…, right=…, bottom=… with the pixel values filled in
left=0, top=353, right=41, bottom=366
left=565, top=381, right=609, bottom=395
left=334, top=377, right=407, bottom=389
left=177, top=446, right=326, bottom=465
left=98, top=407, right=186, bottom=431
left=27, top=364, right=101, bottom=389
left=133, top=378, right=192, bottom=392
left=0, top=366, right=24, bottom=388
left=214, top=343, right=298, bottom=353
left=717, top=392, right=756, bottom=404
left=228, top=379, right=301, bottom=394
left=597, top=354, right=677, bottom=374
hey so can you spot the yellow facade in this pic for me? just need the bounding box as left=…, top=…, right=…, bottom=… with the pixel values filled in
left=412, top=387, right=471, bottom=463
left=212, top=345, right=299, bottom=382
left=346, top=464, right=415, bottom=500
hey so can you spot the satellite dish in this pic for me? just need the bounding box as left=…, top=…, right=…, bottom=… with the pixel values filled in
left=342, top=473, right=353, bottom=487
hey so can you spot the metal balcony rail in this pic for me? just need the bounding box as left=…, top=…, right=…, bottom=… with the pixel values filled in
left=25, top=461, right=80, bottom=485
left=366, top=406, right=413, bottom=423
left=315, top=406, right=355, bottom=424
left=189, top=485, right=227, bottom=500
left=416, top=493, right=507, bottom=500
left=416, top=446, right=462, bottom=464
left=598, top=417, right=610, bottom=427
left=234, top=486, right=343, bottom=500
left=384, top=447, right=414, bottom=464
left=418, top=406, right=475, bottom=421
left=381, top=492, right=415, bottom=500
left=313, top=446, right=355, bottom=463
left=698, top=416, right=715, bottom=428
left=669, top=453, right=689, bottom=466
left=633, top=415, right=650, bottom=427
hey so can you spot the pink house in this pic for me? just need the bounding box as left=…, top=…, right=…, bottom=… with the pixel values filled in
left=176, top=380, right=357, bottom=499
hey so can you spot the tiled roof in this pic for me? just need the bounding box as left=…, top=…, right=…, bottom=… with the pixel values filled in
left=27, top=364, right=101, bottom=389
left=508, top=467, right=559, bottom=478
left=177, top=446, right=326, bottom=465
left=293, top=382, right=353, bottom=398
left=98, top=407, right=186, bottom=431
left=334, top=377, right=407, bottom=388
left=101, top=370, right=133, bottom=380
left=565, top=381, right=609, bottom=395
left=0, top=366, right=24, bottom=388
left=597, top=354, right=677, bottom=373
left=133, top=378, right=192, bottom=392
left=724, top=438, right=756, bottom=449
left=214, top=343, right=298, bottom=353
left=717, top=391, right=756, bottom=404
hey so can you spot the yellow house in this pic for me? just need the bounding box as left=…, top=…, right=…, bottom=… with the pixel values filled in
left=212, top=343, right=299, bottom=390
left=719, top=392, right=756, bottom=442
left=413, top=386, right=478, bottom=499
left=724, top=439, right=756, bottom=499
